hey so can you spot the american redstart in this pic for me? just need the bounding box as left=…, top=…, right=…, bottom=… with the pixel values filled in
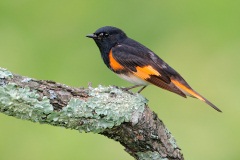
left=87, top=26, right=221, bottom=112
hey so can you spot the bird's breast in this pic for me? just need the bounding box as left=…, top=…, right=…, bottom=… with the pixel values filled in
left=117, top=73, right=149, bottom=85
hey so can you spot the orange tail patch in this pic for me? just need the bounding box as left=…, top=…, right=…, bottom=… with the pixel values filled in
left=171, top=79, right=222, bottom=112
left=171, top=79, right=205, bottom=101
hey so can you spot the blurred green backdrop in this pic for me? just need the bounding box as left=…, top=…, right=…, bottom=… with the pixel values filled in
left=0, top=1, right=239, bottom=160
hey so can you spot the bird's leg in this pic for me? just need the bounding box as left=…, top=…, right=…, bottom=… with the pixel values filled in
left=137, top=85, right=147, bottom=93
left=124, top=84, right=142, bottom=90
left=122, top=85, right=147, bottom=93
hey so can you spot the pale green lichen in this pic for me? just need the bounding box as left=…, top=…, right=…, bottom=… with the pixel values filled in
left=46, top=85, right=147, bottom=133
left=136, top=151, right=168, bottom=160
left=21, top=77, right=32, bottom=83
left=0, top=67, right=13, bottom=79
left=0, top=83, right=53, bottom=122
left=0, top=80, right=147, bottom=133
left=165, top=128, right=178, bottom=148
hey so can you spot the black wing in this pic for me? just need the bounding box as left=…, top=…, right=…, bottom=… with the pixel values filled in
left=111, top=38, right=187, bottom=97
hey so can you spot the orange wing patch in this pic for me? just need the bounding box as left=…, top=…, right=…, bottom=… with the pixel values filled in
left=109, top=50, right=124, bottom=71
left=134, top=65, right=160, bottom=79
left=171, top=79, right=205, bottom=101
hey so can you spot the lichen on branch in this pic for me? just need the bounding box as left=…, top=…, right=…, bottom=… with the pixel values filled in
left=0, top=67, right=184, bottom=160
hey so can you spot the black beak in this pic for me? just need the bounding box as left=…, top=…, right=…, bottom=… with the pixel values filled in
left=86, top=34, right=97, bottom=39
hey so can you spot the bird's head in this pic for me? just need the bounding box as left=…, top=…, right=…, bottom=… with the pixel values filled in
left=87, top=26, right=127, bottom=53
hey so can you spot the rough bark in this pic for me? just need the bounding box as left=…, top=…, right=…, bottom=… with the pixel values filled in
left=0, top=68, right=184, bottom=160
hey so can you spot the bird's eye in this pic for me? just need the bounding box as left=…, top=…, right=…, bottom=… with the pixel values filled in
left=98, top=32, right=109, bottom=38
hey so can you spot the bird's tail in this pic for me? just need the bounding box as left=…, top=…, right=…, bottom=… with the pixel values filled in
left=202, top=97, right=222, bottom=112
left=171, top=79, right=222, bottom=112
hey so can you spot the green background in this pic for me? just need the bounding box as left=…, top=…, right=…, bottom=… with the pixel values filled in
left=0, top=1, right=239, bottom=160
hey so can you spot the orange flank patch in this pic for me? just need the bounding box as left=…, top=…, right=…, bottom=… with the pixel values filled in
left=109, top=50, right=124, bottom=70
left=171, top=79, right=205, bottom=101
left=134, top=65, right=160, bottom=79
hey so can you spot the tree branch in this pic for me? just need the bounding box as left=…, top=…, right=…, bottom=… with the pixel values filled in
left=0, top=67, right=184, bottom=160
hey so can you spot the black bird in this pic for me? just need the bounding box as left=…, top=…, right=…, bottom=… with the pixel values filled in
left=87, top=26, right=221, bottom=112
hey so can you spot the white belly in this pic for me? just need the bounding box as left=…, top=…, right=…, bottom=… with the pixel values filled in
left=117, top=74, right=149, bottom=85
